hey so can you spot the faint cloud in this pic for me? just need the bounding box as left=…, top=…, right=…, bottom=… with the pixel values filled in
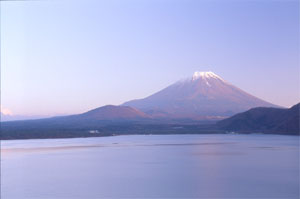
left=1, top=106, right=13, bottom=115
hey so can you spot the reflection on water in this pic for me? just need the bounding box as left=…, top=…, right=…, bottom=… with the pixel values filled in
left=2, top=141, right=236, bottom=154
left=1, top=134, right=299, bottom=199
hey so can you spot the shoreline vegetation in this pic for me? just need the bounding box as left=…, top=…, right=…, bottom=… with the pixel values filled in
left=0, top=124, right=298, bottom=140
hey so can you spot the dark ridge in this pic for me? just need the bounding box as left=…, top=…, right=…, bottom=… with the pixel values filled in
left=217, top=103, right=300, bottom=135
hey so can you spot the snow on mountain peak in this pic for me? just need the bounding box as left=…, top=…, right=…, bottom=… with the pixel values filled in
left=192, top=71, right=223, bottom=81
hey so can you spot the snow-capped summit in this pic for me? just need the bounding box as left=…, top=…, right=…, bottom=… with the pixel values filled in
left=122, top=71, right=279, bottom=119
left=192, top=71, right=223, bottom=81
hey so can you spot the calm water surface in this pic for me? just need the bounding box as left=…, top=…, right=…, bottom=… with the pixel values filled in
left=1, top=134, right=299, bottom=199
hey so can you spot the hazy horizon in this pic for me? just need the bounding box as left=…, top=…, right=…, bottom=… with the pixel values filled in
left=1, top=0, right=299, bottom=117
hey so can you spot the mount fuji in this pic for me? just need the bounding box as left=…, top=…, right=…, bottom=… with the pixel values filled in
left=2, top=71, right=296, bottom=139
left=122, top=71, right=278, bottom=119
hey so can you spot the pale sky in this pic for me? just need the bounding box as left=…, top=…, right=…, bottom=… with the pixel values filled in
left=1, top=0, right=299, bottom=116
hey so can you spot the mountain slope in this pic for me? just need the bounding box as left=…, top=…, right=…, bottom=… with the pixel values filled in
left=76, top=105, right=149, bottom=120
left=217, top=103, right=300, bottom=134
left=123, top=71, right=278, bottom=119
left=0, top=105, right=151, bottom=139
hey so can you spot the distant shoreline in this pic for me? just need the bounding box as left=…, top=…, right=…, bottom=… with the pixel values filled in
left=1, top=131, right=298, bottom=141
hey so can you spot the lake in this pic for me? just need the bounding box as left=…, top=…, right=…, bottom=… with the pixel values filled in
left=1, top=134, right=299, bottom=199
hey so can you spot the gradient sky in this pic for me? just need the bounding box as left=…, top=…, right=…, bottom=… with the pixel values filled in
left=1, top=0, right=299, bottom=116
